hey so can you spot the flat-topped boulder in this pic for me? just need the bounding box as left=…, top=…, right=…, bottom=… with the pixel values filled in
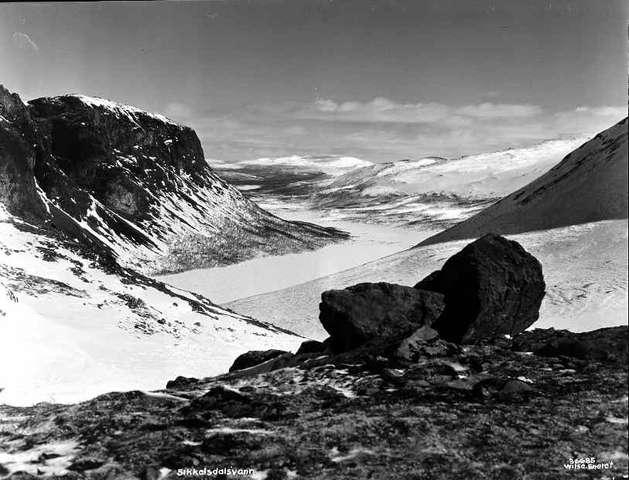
left=319, top=282, right=445, bottom=352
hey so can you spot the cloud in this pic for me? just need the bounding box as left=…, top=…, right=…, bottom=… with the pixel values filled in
left=11, top=32, right=39, bottom=53
left=173, top=95, right=626, bottom=163
left=164, top=101, right=193, bottom=120
left=305, top=97, right=542, bottom=123
left=456, top=102, right=542, bottom=118
left=574, top=106, right=627, bottom=117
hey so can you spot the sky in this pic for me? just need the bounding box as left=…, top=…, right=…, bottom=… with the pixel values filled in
left=1, top=0, right=626, bottom=162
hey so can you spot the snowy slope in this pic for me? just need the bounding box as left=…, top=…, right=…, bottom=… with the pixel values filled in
left=0, top=206, right=301, bottom=406
left=322, top=138, right=587, bottom=200
left=227, top=220, right=628, bottom=339
left=419, top=118, right=628, bottom=246
left=227, top=122, right=628, bottom=339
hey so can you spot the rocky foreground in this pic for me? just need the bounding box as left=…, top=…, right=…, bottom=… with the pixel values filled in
left=1, top=235, right=627, bottom=479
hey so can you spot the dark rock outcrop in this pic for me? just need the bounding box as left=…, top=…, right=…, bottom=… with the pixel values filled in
left=229, top=349, right=289, bottom=372
left=414, top=234, right=545, bottom=343
left=319, top=282, right=445, bottom=352
left=0, top=86, right=48, bottom=220
left=513, top=326, right=628, bottom=365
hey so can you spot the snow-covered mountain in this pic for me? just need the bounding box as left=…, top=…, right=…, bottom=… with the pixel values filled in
left=216, top=138, right=587, bottom=228
left=1, top=86, right=346, bottom=275
left=227, top=121, right=628, bottom=339
left=320, top=138, right=588, bottom=200
left=419, top=117, right=628, bottom=246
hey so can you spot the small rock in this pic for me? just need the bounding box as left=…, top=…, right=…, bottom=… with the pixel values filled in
left=68, top=458, right=105, bottom=472
left=500, top=379, right=535, bottom=396
left=404, top=361, right=459, bottom=382
left=396, top=326, right=457, bottom=362
left=166, top=376, right=199, bottom=389
left=229, top=349, right=289, bottom=372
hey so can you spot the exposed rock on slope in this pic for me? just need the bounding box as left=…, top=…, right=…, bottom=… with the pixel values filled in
left=0, top=86, right=49, bottom=221
left=415, top=234, right=546, bottom=343
left=513, top=326, right=628, bottom=365
left=418, top=118, right=628, bottom=246
left=1, top=270, right=626, bottom=478
left=1, top=85, right=347, bottom=274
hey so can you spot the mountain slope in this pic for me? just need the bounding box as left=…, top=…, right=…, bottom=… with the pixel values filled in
left=0, top=85, right=313, bottom=405
left=418, top=118, right=628, bottom=246
left=2, top=86, right=346, bottom=275
left=0, top=205, right=301, bottom=406
left=227, top=220, right=628, bottom=339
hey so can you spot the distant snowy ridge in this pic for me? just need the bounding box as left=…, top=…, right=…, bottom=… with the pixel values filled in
left=215, top=139, right=588, bottom=228
left=320, top=138, right=589, bottom=200
left=230, top=154, right=373, bottom=176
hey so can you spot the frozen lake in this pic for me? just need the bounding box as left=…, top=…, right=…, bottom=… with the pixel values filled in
left=158, top=205, right=441, bottom=304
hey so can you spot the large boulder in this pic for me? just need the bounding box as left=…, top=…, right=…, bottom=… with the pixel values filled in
left=414, top=234, right=545, bottom=343
left=319, top=282, right=445, bottom=352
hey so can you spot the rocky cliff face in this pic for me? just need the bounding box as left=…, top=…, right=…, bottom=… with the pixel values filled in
left=0, top=87, right=49, bottom=221
left=1, top=86, right=346, bottom=274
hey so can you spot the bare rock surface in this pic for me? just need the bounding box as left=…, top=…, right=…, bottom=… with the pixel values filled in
left=319, top=282, right=445, bottom=352
left=512, top=326, right=628, bottom=365
left=0, top=326, right=626, bottom=480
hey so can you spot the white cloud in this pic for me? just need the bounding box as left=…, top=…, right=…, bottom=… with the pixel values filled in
left=574, top=106, right=627, bottom=117
left=164, top=101, right=193, bottom=120
left=307, top=97, right=542, bottom=123
left=11, top=32, right=39, bottom=53
left=456, top=102, right=542, bottom=118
